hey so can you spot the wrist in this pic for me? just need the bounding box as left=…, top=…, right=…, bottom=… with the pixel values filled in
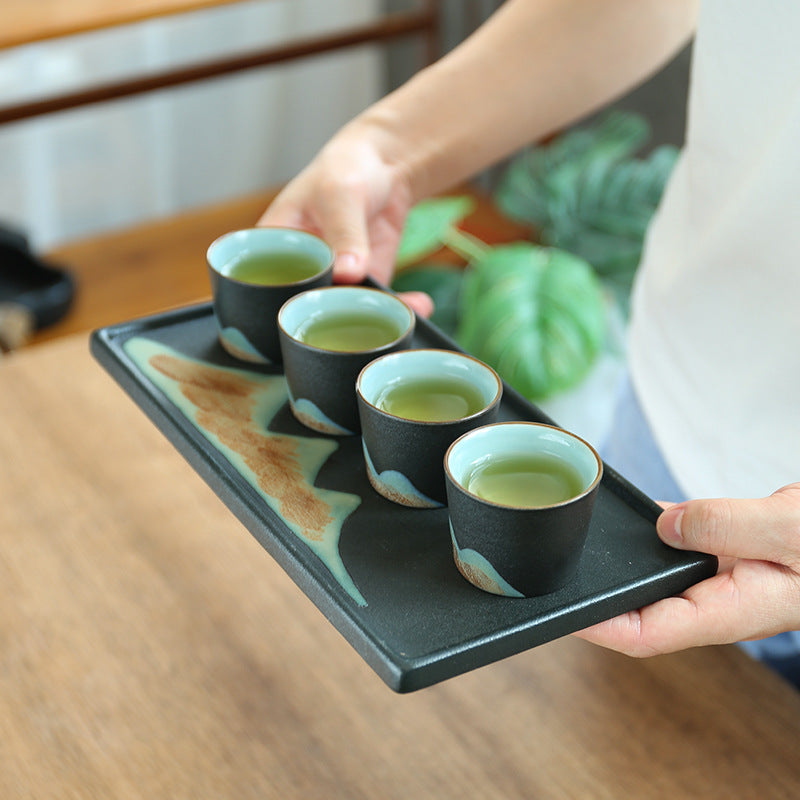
left=346, top=66, right=474, bottom=203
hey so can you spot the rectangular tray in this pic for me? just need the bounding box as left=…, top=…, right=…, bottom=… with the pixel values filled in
left=91, top=300, right=716, bottom=692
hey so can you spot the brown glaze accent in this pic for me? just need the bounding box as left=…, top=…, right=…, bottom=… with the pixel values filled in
left=149, top=353, right=333, bottom=540
left=452, top=541, right=504, bottom=596
left=7, top=334, right=800, bottom=797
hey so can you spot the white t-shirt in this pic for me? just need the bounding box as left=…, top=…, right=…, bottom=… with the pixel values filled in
left=628, top=0, right=800, bottom=499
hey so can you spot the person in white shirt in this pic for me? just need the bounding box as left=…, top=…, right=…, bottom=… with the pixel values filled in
left=258, top=0, right=800, bottom=685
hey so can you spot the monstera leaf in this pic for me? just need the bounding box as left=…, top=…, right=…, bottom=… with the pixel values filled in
left=495, top=111, right=650, bottom=225
left=395, top=195, right=476, bottom=268
left=391, top=264, right=463, bottom=336
left=457, top=243, right=606, bottom=400
left=545, top=147, right=677, bottom=264
left=495, top=111, right=677, bottom=310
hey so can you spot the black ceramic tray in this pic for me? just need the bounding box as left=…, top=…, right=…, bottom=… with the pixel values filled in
left=91, top=300, right=717, bottom=692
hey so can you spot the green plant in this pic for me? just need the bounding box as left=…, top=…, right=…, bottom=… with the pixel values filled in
left=457, top=243, right=606, bottom=401
left=391, top=110, right=676, bottom=400
left=392, top=197, right=606, bottom=401
left=494, top=110, right=678, bottom=309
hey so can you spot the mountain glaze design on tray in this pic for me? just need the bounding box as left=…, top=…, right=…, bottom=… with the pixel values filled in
left=124, top=336, right=366, bottom=605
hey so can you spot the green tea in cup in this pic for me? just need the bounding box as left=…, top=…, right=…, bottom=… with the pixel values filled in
left=376, top=375, right=487, bottom=422
left=222, top=250, right=324, bottom=285
left=465, top=452, right=585, bottom=507
left=296, top=309, right=404, bottom=352
left=444, top=422, right=603, bottom=596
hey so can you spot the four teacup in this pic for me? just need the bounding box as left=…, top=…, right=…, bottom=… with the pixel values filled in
left=209, top=227, right=602, bottom=597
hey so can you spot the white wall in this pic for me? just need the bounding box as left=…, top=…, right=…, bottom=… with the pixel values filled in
left=0, top=0, right=382, bottom=250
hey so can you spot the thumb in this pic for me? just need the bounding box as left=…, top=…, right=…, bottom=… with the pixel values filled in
left=657, top=483, right=800, bottom=566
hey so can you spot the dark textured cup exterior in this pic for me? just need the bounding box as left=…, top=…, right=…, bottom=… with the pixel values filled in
left=444, top=422, right=602, bottom=597
left=277, top=287, right=415, bottom=436
left=356, top=349, right=503, bottom=508
left=207, top=227, right=334, bottom=364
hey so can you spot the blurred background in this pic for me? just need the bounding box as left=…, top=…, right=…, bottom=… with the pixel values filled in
left=0, top=0, right=691, bottom=441
left=0, top=0, right=515, bottom=251
left=0, top=0, right=688, bottom=251
left=1, top=0, right=382, bottom=250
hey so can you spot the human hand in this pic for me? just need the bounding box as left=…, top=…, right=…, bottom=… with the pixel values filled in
left=575, top=483, right=800, bottom=655
left=257, top=132, right=433, bottom=318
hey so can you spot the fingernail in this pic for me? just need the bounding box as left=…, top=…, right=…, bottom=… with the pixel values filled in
left=335, top=252, right=361, bottom=279
left=658, top=506, right=684, bottom=544
left=401, top=291, right=434, bottom=318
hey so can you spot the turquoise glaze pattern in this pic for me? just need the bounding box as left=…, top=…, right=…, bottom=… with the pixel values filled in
left=362, top=443, right=442, bottom=509
left=287, top=391, right=356, bottom=437
left=217, top=325, right=271, bottom=364
left=449, top=523, right=525, bottom=598
left=124, top=337, right=366, bottom=606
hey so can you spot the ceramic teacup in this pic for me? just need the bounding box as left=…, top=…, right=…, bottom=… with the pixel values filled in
left=278, top=286, right=415, bottom=435
left=207, top=227, right=334, bottom=364
left=444, top=422, right=603, bottom=597
left=356, top=349, right=502, bottom=508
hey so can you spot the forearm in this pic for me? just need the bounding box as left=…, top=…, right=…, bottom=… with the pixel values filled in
left=350, top=0, right=698, bottom=200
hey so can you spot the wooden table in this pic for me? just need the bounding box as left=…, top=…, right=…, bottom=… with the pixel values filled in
left=2, top=333, right=800, bottom=797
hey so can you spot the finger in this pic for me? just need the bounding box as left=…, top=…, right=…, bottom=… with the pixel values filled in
left=397, top=290, right=434, bottom=319
left=657, top=484, right=800, bottom=566
left=332, top=253, right=367, bottom=284
left=258, top=191, right=368, bottom=283
left=364, top=212, right=405, bottom=287
left=575, top=558, right=799, bottom=656
left=575, top=576, right=733, bottom=656
left=314, top=186, right=371, bottom=284
left=255, top=192, right=306, bottom=230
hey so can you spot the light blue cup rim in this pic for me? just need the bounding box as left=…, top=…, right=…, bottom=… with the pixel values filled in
left=356, top=348, right=503, bottom=424
left=278, top=286, right=415, bottom=354
left=206, top=227, right=334, bottom=286
left=444, top=421, right=603, bottom=509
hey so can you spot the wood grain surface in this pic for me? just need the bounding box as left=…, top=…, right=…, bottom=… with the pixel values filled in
left=1, top=333, right=800, bottom=799
left=2, top=0, right=244, bottom=50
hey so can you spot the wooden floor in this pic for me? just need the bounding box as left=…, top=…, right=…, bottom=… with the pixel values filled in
left=30, top=186, right=530, bottom=347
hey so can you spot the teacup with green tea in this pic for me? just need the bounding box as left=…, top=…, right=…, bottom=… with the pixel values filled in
left=207, top=227, right=334, bottom=364
left=278, top=286, right=415, bottom=435
left=445, top=422, right=602, bottom=597
left=356, top=349, right=502, bottom=507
